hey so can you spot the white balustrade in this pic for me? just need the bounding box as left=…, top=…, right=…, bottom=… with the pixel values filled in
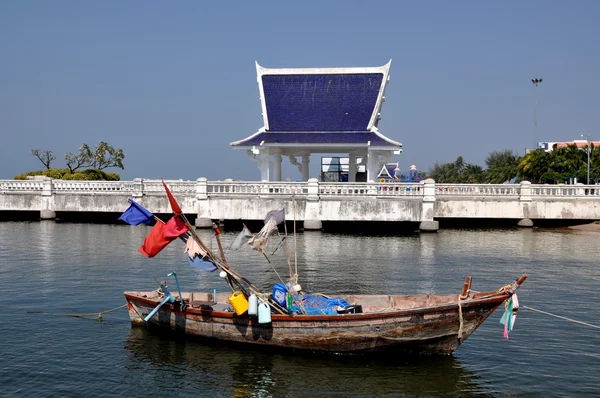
left=3, top=179, right=600, bottom=198
left=208, top=181, right=307, bottom=196
left=0, top=180, right=44, bottom=191
left=52, top=180, right=132, bottom=192
left=141, top=180, right=197, bottom=194
left=319, top=182, right=422, bottom=196
left=531, top=185, right=581, bottom=196
left=436, top=184, right=520, bottom=196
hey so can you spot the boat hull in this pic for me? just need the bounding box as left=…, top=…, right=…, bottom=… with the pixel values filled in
left=124, top=289, right=513, bottom=355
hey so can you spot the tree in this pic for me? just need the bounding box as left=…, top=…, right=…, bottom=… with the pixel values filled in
left=427, top=156, right=486, bottom=183
left=90, top=141, right=125, bottom=170
left=428, top=161, right=458, bottom=183
left=485, top=150, right=521, bottom=184
left=64, top=144, right=93, bottom=172
left=518, top=150, right=550, bottom=183
left=461, top=164, right=486, bottom=183
left=30, top=149, right=55, bottom=170
left=64, top=142, right=125, bottom=172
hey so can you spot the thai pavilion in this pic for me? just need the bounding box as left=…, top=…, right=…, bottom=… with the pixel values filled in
left=230, top=61, right=402, bottom=182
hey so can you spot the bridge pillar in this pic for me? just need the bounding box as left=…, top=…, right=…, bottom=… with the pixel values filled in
left=132, top=178, right=143, bottom=198
left=40, top=178, right=56, bottom=221
left=195, top=177, right=212, bottom=228
left=303, top=178, right=322, bottom=230
left=518, top=181, right=534, bottom=227
left=517, top=219, right=534, bottom=227
left=419, top=179, right=439, bottom=232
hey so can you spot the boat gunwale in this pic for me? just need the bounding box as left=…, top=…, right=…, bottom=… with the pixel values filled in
left=124, top=289, right=512, bottom=323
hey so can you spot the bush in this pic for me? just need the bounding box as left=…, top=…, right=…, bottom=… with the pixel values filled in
left=105, top=172, right=120, bottom=181
left=14, top=171, right=44, bottom=180
left=14, top=168, right=121, bottom=181
left=43, top=168, right=70, bottom=179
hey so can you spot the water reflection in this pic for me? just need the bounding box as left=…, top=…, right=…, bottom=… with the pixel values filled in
left=125, top=327, right=492, bottom=397
left=2, top=222, right=600, bottom=397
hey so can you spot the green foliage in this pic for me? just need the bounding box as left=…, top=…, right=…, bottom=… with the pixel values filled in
left=65, top=144, right=93, bottom=172
left=518, top=144, right=595, bottom=184
left=14, top=170, right=44, bottom=180
left=91, top=141, right=125, bottom=170
left=104, top=172, right=120, bottom=181
left=64, top=142, right=125, bottom=172
left=485, top=150, right=521, bottom=183
left=428, top=145, right=595, bottom=185
left=428, top=156, right=487, bottom=183
left=14, top=168, right=120, bottom=181
left=43, top=168, right=71, bottom=179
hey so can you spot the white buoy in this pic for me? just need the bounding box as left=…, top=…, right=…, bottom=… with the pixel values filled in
left=248, top=294, right=258, bottom=316
left=219, top=271, right=227, bottom=278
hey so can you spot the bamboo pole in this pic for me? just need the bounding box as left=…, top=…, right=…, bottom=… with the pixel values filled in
left=212, top=222, right=227, bottom=262
left=160, top=182, right=289, bottom=315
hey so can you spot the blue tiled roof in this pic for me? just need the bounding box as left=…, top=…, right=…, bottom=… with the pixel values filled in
left=262, top=73, right=383, bottom=131
left=235, top=131, right=397, bottom=147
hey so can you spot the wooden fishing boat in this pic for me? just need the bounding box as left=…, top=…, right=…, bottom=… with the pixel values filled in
left=124, top=274, right=527, bottom=355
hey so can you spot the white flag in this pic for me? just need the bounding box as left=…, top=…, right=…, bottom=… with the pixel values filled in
left=248, top=217, right=278, bottom=253
left=230, top=225, right=252, bottom=250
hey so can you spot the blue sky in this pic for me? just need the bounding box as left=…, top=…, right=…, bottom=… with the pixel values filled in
left=1, top=1, right=599, bottom=181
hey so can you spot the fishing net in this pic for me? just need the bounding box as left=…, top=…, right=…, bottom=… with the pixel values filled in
left=290, top=294, right=350, bottom=315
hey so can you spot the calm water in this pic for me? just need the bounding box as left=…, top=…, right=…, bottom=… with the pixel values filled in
left=0, top=222, right=599, bottom=397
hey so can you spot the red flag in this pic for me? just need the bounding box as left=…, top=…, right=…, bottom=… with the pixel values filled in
left=163, top=216, right=189, bottom=238
left=162, top=180, right=182, bottom=214
left=138, top=217, right=190, bottom=257
left=138, top=221, right=175, bottom=258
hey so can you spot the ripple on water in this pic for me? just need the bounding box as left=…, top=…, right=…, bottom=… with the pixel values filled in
left=0, top=223, right=599, bottom=397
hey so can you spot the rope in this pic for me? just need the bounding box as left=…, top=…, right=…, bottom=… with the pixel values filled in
left=60, top=303, right=128, bottom=319
left=522, top=305, right=600, bottom=330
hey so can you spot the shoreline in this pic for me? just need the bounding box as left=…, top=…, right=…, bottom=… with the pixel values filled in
left=567, top=222, right=600, bottom=232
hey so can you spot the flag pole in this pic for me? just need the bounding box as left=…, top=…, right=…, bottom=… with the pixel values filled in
left=161, top=181, right=288, bottom=315
left=293, top=195, right=298, bottom=278
left=282, top=212, right=293, bottom=280
left=212, top=222, right=227, bottom=262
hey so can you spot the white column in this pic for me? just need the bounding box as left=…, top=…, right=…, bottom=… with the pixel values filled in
left=366, top=152, right=378, bottom=182
left=260, top=154, right=270, bottom=182
left=348, top=155, right=357, bottom=182
left=419, top=179, right=439, bottom=232
left=273, top=154, right=282, bottom=181
left=195, top=177, right=212, bottom=228
left=301, top=155, right=310, bottom=181
left=247, top=149, right=270, bottom=181
left=40, top=178, right=56, bottom=220
left=366, top=151, right=392, bottom=182
left=304, top=178, right=322, bottom=230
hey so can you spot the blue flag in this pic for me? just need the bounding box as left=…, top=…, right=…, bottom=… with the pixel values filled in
left=118, top=200, right=154, bottom=226
left=187, top=254, right=217, bottom=272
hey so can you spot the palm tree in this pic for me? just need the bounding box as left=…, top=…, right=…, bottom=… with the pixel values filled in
left=461, top=164, right=486, bottom=183
left=485, top=150, right=521, bottom=183
left=518, top=150, right=550, bottom=183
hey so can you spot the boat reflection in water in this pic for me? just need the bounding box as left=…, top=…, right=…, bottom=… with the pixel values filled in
left=125, top=327, right=494, bottom=397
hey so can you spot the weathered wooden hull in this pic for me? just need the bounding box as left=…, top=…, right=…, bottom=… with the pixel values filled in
left=124, top=275, right=526, bottom=355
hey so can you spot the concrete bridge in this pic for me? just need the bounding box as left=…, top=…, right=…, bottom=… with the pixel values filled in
left=1, top=178, right=599, bottom=231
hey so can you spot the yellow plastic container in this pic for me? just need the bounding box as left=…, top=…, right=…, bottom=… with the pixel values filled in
left=228, top=291, right=249, bottom=315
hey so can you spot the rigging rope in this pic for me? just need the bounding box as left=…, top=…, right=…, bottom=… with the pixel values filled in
left=60, top=304, right=128, bottom=319
left=457, top=295, right=464, bottom=340
left=522, top=305, right=600, bottom=330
